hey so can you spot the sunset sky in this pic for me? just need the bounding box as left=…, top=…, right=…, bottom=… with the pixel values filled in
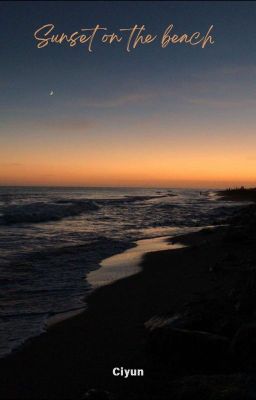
left=1, top=1, right=256, bottom=188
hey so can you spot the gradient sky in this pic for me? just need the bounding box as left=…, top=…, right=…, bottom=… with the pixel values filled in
left=1, top=1, right=256, bottom=187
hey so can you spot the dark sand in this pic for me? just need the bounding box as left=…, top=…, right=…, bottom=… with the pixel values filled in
left=1, top=193, right=256, bottom=399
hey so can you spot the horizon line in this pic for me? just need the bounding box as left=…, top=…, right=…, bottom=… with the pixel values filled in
left=0, top=184, right=253, bottom=190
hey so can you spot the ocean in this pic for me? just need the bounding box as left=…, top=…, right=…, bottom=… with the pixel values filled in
left=0, top=187, right=242, bottom=357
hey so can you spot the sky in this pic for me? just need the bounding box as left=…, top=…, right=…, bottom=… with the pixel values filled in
left=1, top=1, right=256, bottom=188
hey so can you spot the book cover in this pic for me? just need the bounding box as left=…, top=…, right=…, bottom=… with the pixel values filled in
left=0, top=1, right=256, bottom=399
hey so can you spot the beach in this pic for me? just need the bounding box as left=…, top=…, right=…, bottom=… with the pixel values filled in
left=1, top=191, right=256, bottom=399
left=0, top=187, right=234, bottom=358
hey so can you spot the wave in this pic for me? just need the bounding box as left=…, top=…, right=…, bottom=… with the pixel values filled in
left=95, top=194, right=173, bottom=206
left=0, top=194, right=168, bottom=224
left=0, top=194, right=175, bottom=225
left=0, top=235, right=134, bottom=357
left=1, top=200, right=99, bottom=224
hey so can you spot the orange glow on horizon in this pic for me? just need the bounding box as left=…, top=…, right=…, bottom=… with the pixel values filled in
left=1, top=119, right=256, bottom=189
left=1, top=151, right=256, bottom=188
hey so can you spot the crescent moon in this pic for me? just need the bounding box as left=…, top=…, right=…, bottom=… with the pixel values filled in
left=50, top=90, right=54, bottom=96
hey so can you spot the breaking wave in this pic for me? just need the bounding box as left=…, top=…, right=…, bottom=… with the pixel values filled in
left=0, top=194, right=170, bottom=225
left=1, top=200, right=99, bottom=224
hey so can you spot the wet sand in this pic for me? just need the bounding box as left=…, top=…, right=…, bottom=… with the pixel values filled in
left=87, top=236, right=184, bottom=288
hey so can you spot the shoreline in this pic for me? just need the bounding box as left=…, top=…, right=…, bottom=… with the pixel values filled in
left=0, top=228, right=203, bottom=359
left=1, top=199, right=256, bottom=398
left=0, top=233, right=185, bottom=360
